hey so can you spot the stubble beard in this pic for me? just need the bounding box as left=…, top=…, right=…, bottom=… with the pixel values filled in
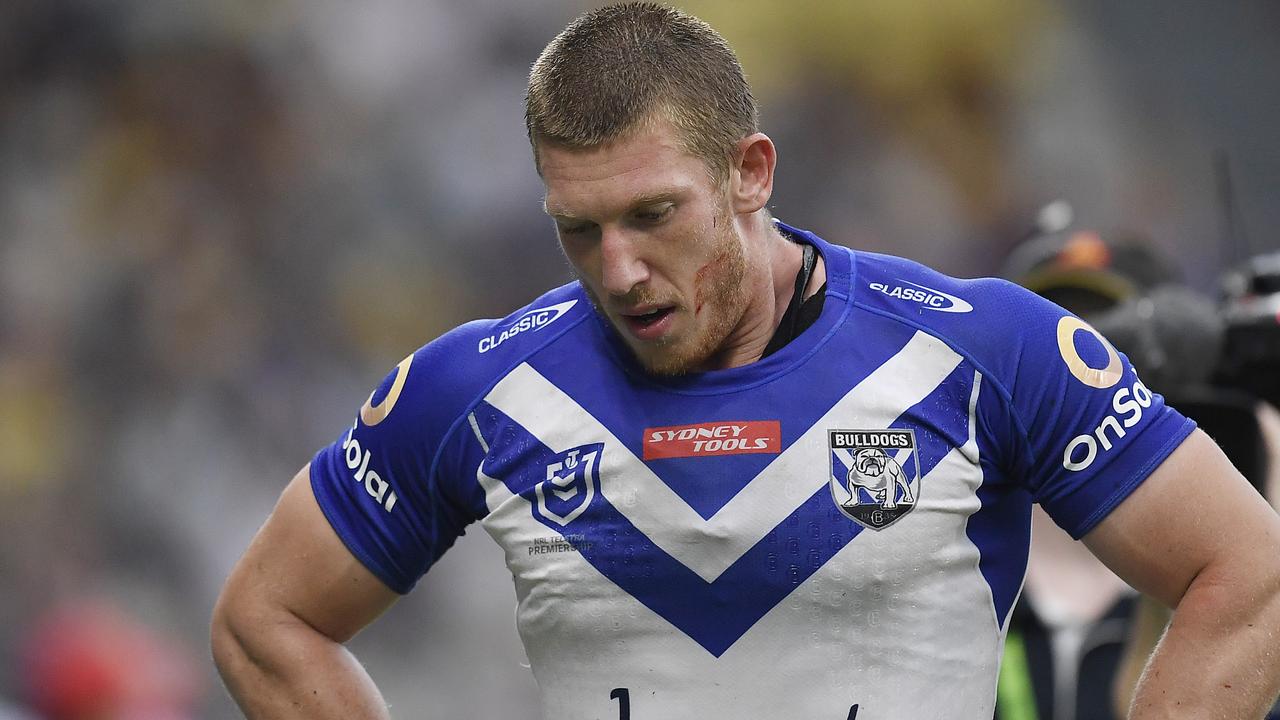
left=578, top=211, right=749, bottom=377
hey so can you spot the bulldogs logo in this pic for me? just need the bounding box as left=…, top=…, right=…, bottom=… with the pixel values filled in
left=828, top=429, right=920, bottom=530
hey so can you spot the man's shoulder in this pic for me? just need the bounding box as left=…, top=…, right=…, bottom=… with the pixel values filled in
left=851, top=250, right=1056, bottom=327
left=366, top=282, right=595, bottom=433
left=848, top=250, right=1072, bottom=388
left=467, top=283, right=593, bottom=357
left=421, top=281, right=593, bottom=382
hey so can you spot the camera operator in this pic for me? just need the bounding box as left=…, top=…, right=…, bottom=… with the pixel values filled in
left=996, top=227, right=1280, bottom=720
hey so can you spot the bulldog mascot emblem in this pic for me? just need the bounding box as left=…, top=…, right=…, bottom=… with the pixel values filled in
left=828, top=429, right=920, bottom=530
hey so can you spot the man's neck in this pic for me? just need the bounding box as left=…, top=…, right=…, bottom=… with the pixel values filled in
left=775, top=225, right=826, bottom=320
left=707, top=218, right=826, bottom=369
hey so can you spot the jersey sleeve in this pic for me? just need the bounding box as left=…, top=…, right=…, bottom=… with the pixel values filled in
left=309, top=325, right=491, bottom=594
left=991, top=283, right=1197, bottom=538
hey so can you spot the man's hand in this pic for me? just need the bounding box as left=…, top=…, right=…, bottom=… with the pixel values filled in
left=211, top=465, right=399, bottom=718
left=1085, top=429, right=1280, bottom=719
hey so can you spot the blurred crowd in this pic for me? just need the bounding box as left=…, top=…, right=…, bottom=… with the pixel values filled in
left=1, top=1, right=1277, bottom=718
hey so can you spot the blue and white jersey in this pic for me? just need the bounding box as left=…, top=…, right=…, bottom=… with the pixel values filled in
left=311, top=222, right=1194, bottom=719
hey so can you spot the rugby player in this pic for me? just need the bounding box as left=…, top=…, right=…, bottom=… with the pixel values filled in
left=212, top=4, right=1280, bottom=718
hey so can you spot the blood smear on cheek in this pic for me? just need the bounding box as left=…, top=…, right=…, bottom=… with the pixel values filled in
left=692, top=250, right=729, bottom=315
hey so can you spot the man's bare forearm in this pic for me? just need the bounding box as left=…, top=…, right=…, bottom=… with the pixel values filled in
left=1128, top=565, right=1280, bottom=719
left=212, top=608, right=390, bottom=719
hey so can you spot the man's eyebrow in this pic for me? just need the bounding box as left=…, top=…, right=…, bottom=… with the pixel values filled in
left=542, top=200, right=581, bottom=220
left=544, top=192, right=680, bottom=220
left=542, top=189, right=680, bottom=213
left=628, top=192, right=679, bottom=208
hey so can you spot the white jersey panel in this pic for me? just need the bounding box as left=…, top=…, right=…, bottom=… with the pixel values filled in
left=484, top=331, right=962, bottom=582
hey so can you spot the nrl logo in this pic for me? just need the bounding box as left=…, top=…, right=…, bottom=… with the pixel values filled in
left=533, top=443, right=602, bottom=527
left=828, top=429, right=920, bottom=530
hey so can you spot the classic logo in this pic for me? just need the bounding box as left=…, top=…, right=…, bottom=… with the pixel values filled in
left=828, top=429, right=920, bottom=530
left=869, top=280, right=973, bottom=313
left=643, top=421, right=781, bottom=460
left=478, top=299, right=578, bottom=353
left=533, top=443, right=602, bottom=526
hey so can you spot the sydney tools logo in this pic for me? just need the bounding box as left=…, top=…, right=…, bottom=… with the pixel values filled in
left=643, top=421, right=781, bottom=460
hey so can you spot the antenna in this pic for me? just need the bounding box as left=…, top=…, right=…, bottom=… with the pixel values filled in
left=1214, top=150, right=1254, bottom=269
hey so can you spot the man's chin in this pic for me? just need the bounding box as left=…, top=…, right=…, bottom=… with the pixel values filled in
left=626, top=338, right=710, bottom=377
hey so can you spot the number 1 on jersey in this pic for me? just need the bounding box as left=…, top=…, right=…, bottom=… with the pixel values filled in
left=610, top=688, right=630, bottom=719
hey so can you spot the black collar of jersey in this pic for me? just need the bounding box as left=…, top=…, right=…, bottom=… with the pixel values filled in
left=762, top=241, right=827, bottom=359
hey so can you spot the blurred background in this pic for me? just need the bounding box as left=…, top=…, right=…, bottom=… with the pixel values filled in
left=1, top=0, right=1278, bottom=717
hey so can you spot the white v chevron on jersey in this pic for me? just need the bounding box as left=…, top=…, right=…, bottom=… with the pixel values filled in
left=481, top=330, right=963, bottom=583
left=467, top=359, right=991, bottom=664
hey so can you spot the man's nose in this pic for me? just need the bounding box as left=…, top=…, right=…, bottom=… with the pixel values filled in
left=599, top=228, right=650, bottom=297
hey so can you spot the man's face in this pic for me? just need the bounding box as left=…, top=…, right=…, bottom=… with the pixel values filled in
left=540, top=119, right=749, bottom=376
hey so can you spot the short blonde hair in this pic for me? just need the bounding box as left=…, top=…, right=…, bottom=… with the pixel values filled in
left=525, top=2, right=759, bottom=183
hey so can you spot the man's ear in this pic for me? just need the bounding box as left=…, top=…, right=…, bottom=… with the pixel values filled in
left=729, top=132, right=776, bottom=214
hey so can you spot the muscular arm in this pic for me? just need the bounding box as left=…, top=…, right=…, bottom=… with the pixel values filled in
left=1084, top=429, right=1280, bottom=719
left=211, top=465, right=400, bottom=719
